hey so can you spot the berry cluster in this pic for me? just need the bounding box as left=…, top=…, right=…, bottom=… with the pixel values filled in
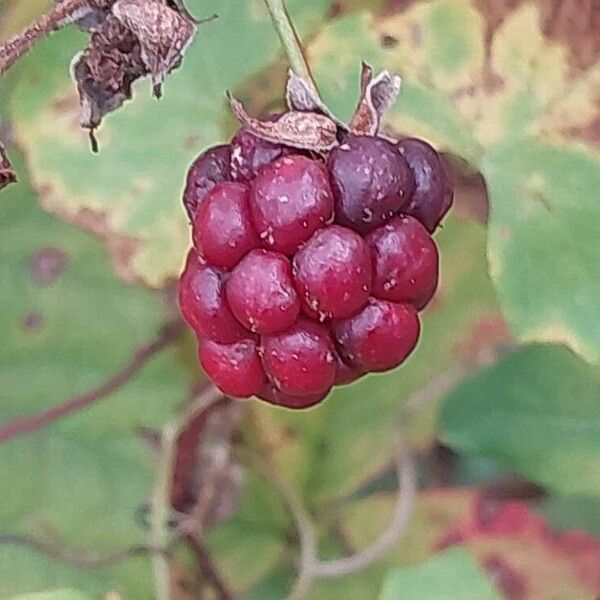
left=178, top=74, right=452, bottom=410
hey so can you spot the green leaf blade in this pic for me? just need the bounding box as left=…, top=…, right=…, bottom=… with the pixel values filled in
left=441, top=344, right=600, bottom=496
left=379, top=548, right=501, bottom=600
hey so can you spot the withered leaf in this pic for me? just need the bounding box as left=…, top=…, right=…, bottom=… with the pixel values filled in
left=112, top=0, right=196, bottom=97
left=54, top=0, right=115, bottom=31
left=349, top=63, right=401, bottom=136
left=70, top=0, right=200, bottom=145
left=0, top=140, right=17, bottom=191
left=229, top=93, right=338, bottom=152
left=71, top=15, right=147, bottom=139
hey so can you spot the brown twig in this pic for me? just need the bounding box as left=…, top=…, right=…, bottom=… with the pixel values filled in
left=0, top=532, right=160, bottom=569
left=0, top=320, right=184, bottom=445
left=0, top=139, right=17, bottom=190
left=0, top=0, right=90, bottom=75
left=184, top=532, right=236, bottom=600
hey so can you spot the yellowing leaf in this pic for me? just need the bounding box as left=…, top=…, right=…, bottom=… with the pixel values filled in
left=491, top=4, right=568, bottom=104
left=8, top=0, right=333, bottom=286
left=539, top=65, right=600, bottom=144
left=381, top=0, right=485, bottom=94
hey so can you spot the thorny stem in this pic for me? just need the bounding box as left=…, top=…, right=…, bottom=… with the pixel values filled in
left=149, top=385, right=224, bottom=600
left=0, top=0, right=88, bottom=75
left=263, top=0, right=318, bottom=94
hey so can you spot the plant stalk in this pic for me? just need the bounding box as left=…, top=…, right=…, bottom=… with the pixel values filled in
left=263, top=0, right=318, bottom=93
left=0, top=0, right=87, bottom=75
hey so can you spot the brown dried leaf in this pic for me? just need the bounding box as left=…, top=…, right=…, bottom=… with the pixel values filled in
left=71, top=15, right=148, bottom=136
left=112, top=0, right=196, bottom=97
left=54, top=0, right=115, bottom=31
left=349, top=63, right=401, bottom=136
left=229, top=93, right=338, bottom=152
left=0, top=140, right=17, bottom=191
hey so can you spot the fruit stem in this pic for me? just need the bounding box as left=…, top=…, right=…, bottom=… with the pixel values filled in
left=263, top=0, right=319, bottom=95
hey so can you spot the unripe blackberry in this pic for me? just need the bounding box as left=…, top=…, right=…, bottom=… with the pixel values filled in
left=199, top=338, right=266, bottom=398
left=230, top=126, right=295, bottom=183
left=257, top=383, right=329, bottom=410
left=261, top=318, right=336, bottom=396
left=179, top=69, right=453, bottom=408
left=293, top=225, right=372, bottom=320
left=226, top=249, right=300, bottom=334
left=178, top=250, right=246, bottom=343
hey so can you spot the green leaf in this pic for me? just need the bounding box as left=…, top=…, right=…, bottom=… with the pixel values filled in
left=7, top=0, right=331, bottom=287
left=537, top=494, right=600, bottom=538
left=0, top=153, right=191, bottom=438
left=7, top=591, right=91, bottom=600
left=0, top=153, right=191, bottom=595
left=206, top=472, right=291, bottom=593
left=252, top=216, right=501, bottom=502
left=441, top=344, right=600, bottom=496
left=484, top=140, right=600, bottom=364
left=379, top=548, right=501, bottom=600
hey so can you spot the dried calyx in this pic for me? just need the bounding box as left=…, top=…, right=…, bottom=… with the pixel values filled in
left=0, top=140, right=17, bottom=191
left=349, top=62, right=401, bottom=136
left=227, top=63, right=402, bottom=153
left=71, top=0, right=203, bottom=149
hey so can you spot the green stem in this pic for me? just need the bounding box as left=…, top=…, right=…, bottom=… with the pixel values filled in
left=149, top=420, right=179, bottom=600
left=263, top=0, right=317, bottom=92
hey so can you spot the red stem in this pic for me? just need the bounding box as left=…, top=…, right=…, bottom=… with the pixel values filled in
left=184, top=532, right=235, bottom=600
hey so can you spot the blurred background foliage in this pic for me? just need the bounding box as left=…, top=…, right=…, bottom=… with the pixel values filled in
left=0, top=0, right=599, bottom=598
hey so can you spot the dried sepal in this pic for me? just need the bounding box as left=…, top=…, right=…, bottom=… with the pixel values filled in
left=71, top=15, right=147, bottom=142
left=112, top=0, right=196, bottom=98
left=228, top=93, right=338, bottom=152
left=54, top=0, right=114, bottom=31
left=285, top=69, right=346, bottom=131
left=359, top=61, right=373, bottom=96
left=0, top=140, right=17, bottom=191
left=349, top=63, right=401, bottom=136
